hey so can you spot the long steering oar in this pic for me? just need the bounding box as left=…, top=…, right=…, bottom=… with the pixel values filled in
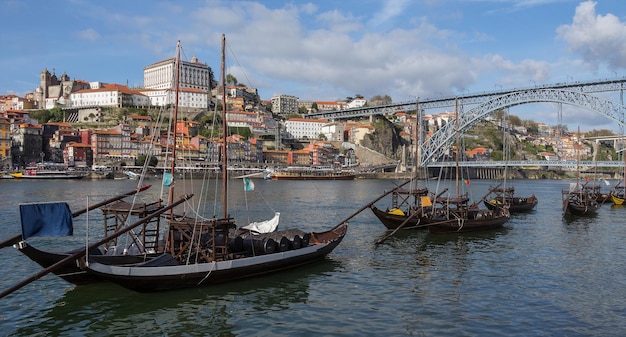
left=0, top=193, right=192, bottom=300
left=331, top=179, right=414, bottom=231
left=0, top=185, right=152, bottom=250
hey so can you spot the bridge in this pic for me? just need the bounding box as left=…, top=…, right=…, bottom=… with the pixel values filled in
left=427, top=160, right=624, bottom=169
left=306, top=77, right=626, bottom=167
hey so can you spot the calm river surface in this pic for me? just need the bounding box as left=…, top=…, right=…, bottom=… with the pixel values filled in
left=0, top=177, right=625, bottom=336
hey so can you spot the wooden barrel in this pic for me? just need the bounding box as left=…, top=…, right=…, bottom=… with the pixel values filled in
left=243, top=237, right=276, bottom=255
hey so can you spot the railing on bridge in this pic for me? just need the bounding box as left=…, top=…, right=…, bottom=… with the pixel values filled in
left=426, top=160, right=624, bottom=169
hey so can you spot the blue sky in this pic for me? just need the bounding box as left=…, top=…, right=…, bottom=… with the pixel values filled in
left=1, top=0, right=625, bottom=131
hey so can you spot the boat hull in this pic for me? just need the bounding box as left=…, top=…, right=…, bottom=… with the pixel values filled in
left=483, top=197, right=538, bottom=212
left=610, top=192, right=624, bottom=205
left=370, top=206, right=422, bottom=230
left=423, top=212, right=509, bottom=234
left=16, top=242, right=155, bottom=285
left=85, top=224, right=348, bottom=292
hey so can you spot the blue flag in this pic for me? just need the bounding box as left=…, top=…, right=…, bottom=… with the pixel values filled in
left=163, top=172, right=173, bottom=186
left=243, top=177, right=255, bottom=191
left=20, top=202, right=73, bottom=239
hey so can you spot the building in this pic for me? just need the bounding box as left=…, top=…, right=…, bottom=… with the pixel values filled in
left=283, top=118, right=329, bottom=140
left=69, top=84, right=150, bottom=109
left=34, top=69, right=91, bottom=109
left=11, top=123, right=43, bottom=167
left=143, top=54, right=215, bottom=112
left=271, top=94, right=299, bottom=115
left=0, top=117, right=11, bottom=163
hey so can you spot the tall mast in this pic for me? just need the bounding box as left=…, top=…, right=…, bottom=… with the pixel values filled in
left=169, top=40, right=181, bottom=212
left=221, top=34, right=228, bottom=218
left=455, top=98, right=460, bottom=197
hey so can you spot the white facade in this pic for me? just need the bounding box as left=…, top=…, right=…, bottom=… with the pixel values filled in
left=69, top=85, right=150, bottom=108
left=143, top=55, right=213, bottom=110
left=284, top=118, right=328, bottom=140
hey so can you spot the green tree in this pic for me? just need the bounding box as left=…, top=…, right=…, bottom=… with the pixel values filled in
left=135, top=155, right=158, bottom=167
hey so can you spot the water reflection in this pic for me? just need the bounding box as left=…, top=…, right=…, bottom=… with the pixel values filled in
left=13, top=259, right=340, bottom=336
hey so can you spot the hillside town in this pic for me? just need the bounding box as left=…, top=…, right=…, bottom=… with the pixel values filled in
left=0, top=53, right=610, bottom=174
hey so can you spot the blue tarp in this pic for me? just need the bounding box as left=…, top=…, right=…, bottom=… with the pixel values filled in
left=20, top=202, right=73, bottom=239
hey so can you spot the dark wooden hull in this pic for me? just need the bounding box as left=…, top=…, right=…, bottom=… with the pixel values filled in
left=564, top=201, right=599, bottom=217
left=370, top=206, right=422, bottom=230
left=483, top=197, right=538, bottom=212
left=422, top=211, right=509, bottom=234
left=16, top=243, right=156, bottom=285
left=85, top=224, right=348, bottom=292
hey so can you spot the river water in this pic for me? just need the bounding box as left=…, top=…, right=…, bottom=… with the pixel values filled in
left=0, top=178, right=625, bottom=336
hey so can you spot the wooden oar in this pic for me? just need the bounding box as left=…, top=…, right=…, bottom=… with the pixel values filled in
left=330, top=179, right=414, bottom=231
left=0, top=193, right=192, bottom=300
left=0, top=185, right=152, bottom=250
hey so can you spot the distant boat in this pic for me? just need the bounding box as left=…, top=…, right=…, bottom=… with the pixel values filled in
left=17, top=163, right=85, bottom=179
left=269, top=166, right=355, bottom=180
left=482, top=185, right=538, bottom=213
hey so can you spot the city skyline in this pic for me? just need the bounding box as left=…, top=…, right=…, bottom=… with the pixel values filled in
left=1, top=0, right=625, bottom=131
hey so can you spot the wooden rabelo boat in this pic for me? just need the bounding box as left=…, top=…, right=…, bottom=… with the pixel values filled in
left=81, top=36, right=349, bottom=293
left=482, top=184, right=538, bottom=213
left=421, top=193, right=510, bottom=234
left=562, top=182, right=599, bottom=217
left=370, top=184, right=431, bottom=230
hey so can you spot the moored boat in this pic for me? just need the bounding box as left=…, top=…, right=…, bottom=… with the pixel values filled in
left=482, top=185, right=538, bottom=213
left=269, top=166, right=355, bottom=180
left=81, top=37, right=349, bottom=293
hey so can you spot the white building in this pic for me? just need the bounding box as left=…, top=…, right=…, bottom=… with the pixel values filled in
left=142, top=55, right=214, bottom=111
left=284, top=118, right=328, bottom=140
left=69, top=84, right=150, bottom=108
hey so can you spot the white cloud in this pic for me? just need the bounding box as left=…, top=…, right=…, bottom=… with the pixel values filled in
left=556, top=0, right=626, bottom=69
left=76, top=28, right=100, bottom=42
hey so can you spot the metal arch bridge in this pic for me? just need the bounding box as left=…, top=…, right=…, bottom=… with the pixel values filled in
left=305, top=77, right=626, bottom=167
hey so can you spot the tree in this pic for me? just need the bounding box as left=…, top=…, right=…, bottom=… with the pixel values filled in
left=135, top=155, right=158, bottom=167
left=226, top=74, right=238, bottom=86
left=370, top=94, right=392, bottom=105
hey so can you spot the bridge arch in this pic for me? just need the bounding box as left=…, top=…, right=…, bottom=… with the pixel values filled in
left=420, top=88, right=626, bottom=165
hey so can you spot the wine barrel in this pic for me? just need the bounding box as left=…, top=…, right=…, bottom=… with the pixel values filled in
left=228, top=236, right=244, bottom=252
left=290, top=234, right=302, bottom=249
left=276, top=236, right=290, bottom=252
left=243, top=237, right=276, bottom=255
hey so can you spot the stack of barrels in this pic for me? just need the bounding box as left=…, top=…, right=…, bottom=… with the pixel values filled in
left=231, top=229, right=311, bottom=256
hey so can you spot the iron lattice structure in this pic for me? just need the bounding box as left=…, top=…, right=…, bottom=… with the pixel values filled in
left=420, top=88, right=626, bottom=165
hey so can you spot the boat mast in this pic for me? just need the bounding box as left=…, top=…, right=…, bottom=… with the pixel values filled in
left=455, top=97, right=460, bottom=198
left=169, top=41, right=181, bottom=214
left=221, top=34, right=228, bottom=218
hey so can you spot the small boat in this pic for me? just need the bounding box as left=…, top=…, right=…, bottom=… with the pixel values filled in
left=482, top=185, right=538, bottom=213
left=269, top=166, right=355, bottom=180
left=370, top=182, right=433, bottom=230
left=562, top=182, right=599, bottom=217
left=610, top=186, right=625, bottom=205
left=422, top=194, right=510, bottom=234
left=18, top=163, right=85, bottom=179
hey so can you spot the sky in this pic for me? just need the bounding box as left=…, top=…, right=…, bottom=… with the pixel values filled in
left=1, top=0, right=625, bottom=131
